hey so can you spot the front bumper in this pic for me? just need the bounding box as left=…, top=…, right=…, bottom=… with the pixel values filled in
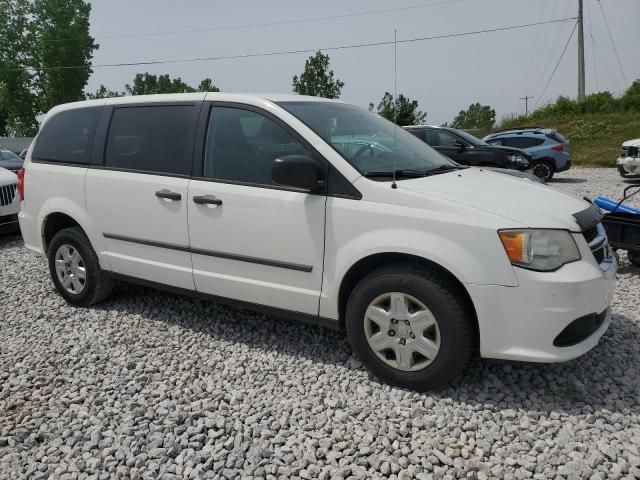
left=617, top=156, right=640, bottom=175
left=467, top=250, right=616, bottom=363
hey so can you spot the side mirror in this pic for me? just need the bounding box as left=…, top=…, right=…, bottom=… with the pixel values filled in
left=454, top=140, right=466, bottom=153
left=272, top=155, right=324, bottom=191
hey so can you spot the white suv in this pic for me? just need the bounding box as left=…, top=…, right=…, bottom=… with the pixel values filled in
left=0, top=166, right=20, bottom=235
left=18, top=93, right=616, bottom=389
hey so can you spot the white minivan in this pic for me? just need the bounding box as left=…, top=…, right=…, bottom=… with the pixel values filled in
left=18, top=93, right=616, bottom=389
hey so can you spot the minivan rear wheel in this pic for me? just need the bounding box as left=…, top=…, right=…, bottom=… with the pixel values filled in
left=532, top=160, right=555, bottom=182
left=47, top=227, right=112, bottom=306
left=345, top=264, right=474, bottom=390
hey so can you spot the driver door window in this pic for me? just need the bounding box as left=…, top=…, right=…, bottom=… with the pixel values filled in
left=432, top=131, right=462, bottom=148
left=204, top=107, right=312, bottom=186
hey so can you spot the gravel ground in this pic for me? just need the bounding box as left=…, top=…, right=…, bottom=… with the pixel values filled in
left=1, top=167, right=639, bottom=480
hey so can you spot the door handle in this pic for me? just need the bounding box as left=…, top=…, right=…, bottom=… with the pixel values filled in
left=193, top=194, right=223, bottom=206
left=155, top=189, right=182, bottom=201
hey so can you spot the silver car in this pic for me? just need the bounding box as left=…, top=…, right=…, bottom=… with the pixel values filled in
left=0, top=167, right=20, bottom=235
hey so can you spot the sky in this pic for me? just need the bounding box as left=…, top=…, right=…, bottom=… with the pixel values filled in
left=86, top=0, right=640, bottom=125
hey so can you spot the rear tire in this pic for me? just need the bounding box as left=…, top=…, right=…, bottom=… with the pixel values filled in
left=532, top=160, right=555, bottom=182
left=628, top=250, right=640, bottom=267
left=47, top=227, right=112, bottom=306
left=345, top=264, right=475, bottom=390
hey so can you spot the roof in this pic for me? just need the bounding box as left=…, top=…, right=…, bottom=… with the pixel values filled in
left=487, top=126, right=553, bottom=136
left=46, top=93, right=346, bottom=117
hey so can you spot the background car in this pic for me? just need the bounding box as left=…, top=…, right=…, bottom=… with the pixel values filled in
left=404, top=125, right=532, bottom=172
left=0, top=148, right=25, bottom=172
left=0, top=166, right=20, bottom=235
left=483, top=127, right=571, bottom=182
left=616, top=138, right=640, bottom=177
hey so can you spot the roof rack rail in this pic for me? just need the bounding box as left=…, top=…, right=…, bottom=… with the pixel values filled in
left=489, top=126, right=547, bottom=134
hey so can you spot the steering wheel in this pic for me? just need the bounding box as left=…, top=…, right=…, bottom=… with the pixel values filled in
left=351, top=143, right=377, bottom=166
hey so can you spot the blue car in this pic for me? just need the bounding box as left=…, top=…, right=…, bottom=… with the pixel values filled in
left=483, top=127, right=571, bottom=182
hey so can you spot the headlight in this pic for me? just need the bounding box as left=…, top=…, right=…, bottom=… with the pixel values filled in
left=498, top=229, right=581, bottom=271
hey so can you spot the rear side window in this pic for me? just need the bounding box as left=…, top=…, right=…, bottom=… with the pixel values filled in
left=503, top=136, right=545, bottom=148
left=105, top=105, right=194, bottom=176
left=546, top=131, right=567, bottom=144
left=32, top=107, right=101, bottom=164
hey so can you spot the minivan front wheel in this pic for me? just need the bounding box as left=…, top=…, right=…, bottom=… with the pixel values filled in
left=47, top=227, right=112, bottom=306
left=346, top=264, right=474, bottom=390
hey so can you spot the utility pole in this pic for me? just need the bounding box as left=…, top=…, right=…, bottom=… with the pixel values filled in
left=577, top=0, right=586, bottom=101
left=520, top=95, right=534, bottom=116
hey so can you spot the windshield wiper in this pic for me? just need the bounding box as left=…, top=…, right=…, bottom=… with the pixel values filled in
left=362, top=168, right=430, bottom=178
left=422, top=165, right=466, bottom=176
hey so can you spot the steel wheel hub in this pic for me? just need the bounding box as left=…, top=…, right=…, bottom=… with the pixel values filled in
left=54, top=244, right=87, bottom=295
left=363, top=292, right=441, bottom=372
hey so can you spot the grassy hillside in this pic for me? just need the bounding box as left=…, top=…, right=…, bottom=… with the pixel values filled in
left=492, top=111, right=640, bottom=168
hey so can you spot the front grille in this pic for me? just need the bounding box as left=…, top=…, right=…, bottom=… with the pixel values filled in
left=0, top=183, right=17, bottom=206
left=582, top=225, right=599, bottom=243
left=621, top=146, right=639, bottom=158
left=582, top=223, right=610, bottom=269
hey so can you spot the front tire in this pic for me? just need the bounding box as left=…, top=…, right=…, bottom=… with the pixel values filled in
left=47, top=227, right=112, bottom=306
left=345, top=264, right=475, bottom=390
left=532, top=160, right=555, bottom=182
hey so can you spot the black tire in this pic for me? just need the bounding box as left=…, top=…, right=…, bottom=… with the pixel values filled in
left=532, top=159, right=555, bottom=182
left=345, top=264, right=475, bottom=391
left=47, top=227, right=112, bottom=306
left=628, top=250, right=640, bottom=268
left=617, top=165, right=630, bottom=178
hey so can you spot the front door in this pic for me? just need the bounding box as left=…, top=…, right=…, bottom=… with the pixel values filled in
left=188, top=105, right=327, bottom=315
left=86, top=103, right=199, bottom=290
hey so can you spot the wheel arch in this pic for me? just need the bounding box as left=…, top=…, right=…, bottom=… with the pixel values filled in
left=38, top=201, right=111, bottom=271
left=337, top=252, right=479, bottom=345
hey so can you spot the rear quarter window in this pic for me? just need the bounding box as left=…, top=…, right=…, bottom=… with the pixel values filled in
left=32, top=107, right=102, bottom=164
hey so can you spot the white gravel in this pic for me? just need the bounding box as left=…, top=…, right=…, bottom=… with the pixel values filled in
left=1, top=167, right=639, bottom=480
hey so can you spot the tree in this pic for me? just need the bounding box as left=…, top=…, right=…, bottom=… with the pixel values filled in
left=197, top=78, right=220, bottom=93
left=85, top=84, right=123, bottom=100
left=292, top=51, right=344, bottom=99
left=124, top=73, right=220, bottom=95
left=32, top=0, right=98, bottom=113
left=450, top=102, right=496, bottom=129
left=0, top=0, right=39, bottom=135
left=369, top=92, right=427, bottom=126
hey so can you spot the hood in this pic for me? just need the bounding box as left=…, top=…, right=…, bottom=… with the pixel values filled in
left=0, top=160, right=23, bottom=172
left=623, top=138, right=640, bottom=147
left=400, top=167, right=589, bottom=231
left=0, top=166, right=17, bottom=185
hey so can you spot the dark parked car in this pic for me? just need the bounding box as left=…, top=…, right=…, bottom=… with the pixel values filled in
left=0, top=148, right=24, bottom=172
left=404, top=125, right=532, bottom=172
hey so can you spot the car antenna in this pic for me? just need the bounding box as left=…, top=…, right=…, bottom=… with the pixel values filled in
left=392, top=28, right=398, bottom=190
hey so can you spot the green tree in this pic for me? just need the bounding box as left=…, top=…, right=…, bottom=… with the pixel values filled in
left=369, top=92, right=427, bottom=126
left=0, top=0, right=39, bottom=135
left=32, top=0, right=98, bottom=113
left=197, top=78, right=220, bottom=92
left=124, top=73, right=219, bottom=95
left=450, top=102, right=496, bottom=129
left=85, top=84, right=123, bottom=99
left=292, top=51, right=344, bottom=99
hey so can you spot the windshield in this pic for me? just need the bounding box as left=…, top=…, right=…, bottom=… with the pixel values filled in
left=277, top=101, right=454, bottom=177
left=452, top=129, right=487, bottom=146
left=0, top=149, right=22, bottom=162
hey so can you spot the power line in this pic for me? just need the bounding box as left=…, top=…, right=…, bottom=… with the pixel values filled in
left=92, top=0, right=469, bottom=41
left=596, top=0, right=627, bottom=87
left=2, top=17, right=577, bottom=73
left=535, top=20, right=578, bottom=107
